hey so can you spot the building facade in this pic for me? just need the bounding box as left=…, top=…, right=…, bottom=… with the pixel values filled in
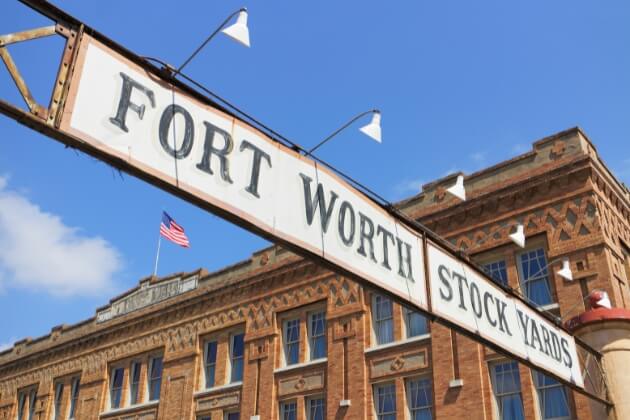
left=0, top=127, right=628, bottom=420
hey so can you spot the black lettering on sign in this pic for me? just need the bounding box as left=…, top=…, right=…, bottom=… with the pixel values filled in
left=396, top=238, right=414, bottom=281
left=550, top=331, right=562, bottom=362
left=338, top=201, right=355, bottom=246
left=159, top=104, right=194, bottom=159
left=483, top=292, right=497, bottom=327
left=496, top=300, right=512, bottom=336
left=357, top=213, right=377, bottom=262
left=299, top=173, right=338, bottom=233
left=197, top=121, right=234, bottom=183
left=452, top=270, right=469, bottom=310
left=376, top=225, right=395, bottom=270
left=541, top=325, right=552, bottom=357
left=530, top=320, right=543, bottom=353
left=438, top=265, right=453, bottom=301
left=469, top=282, right=482, bottom=318
left=561, top=338, right=573, bottom=368
left=239, top=140, right=271, bottom=198
left=109, top=72, right=155, bottom=132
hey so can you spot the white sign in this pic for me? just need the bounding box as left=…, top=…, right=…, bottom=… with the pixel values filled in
left=428, top=243, right=583, bottom=387
left=52, top=34, right=584, bottom=390
left=61, top=36, right=427, bottom=311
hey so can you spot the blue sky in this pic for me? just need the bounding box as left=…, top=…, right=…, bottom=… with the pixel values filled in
left=0, top=1, right=628, bottom=348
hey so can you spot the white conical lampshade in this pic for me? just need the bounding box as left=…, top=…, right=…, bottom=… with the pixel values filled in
left=222, top=10, right=250, bottom=47
left=509, top=224, right=525, bottom=248
left=588, top=290, right=611, bottom=309
left=556, top=258, right=573, bottom=281
left=359, top=111, right=382, bottom=143
left=446, top=175, right=466, bottom=201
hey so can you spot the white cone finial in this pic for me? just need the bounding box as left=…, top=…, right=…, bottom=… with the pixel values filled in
left=446, top=175, right=466, bottom=201
left=556, top=258, right=573, bottom=281
left=222, top=10, right=250, bottom=47
left=589, top=290, right=611, bottom=309
left=509, top=224, right=525, bottom=248
left=359, top=111, right=382, bottom=143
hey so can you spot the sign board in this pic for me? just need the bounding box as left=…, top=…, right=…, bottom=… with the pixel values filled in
left=60, top=35, right=427, bottom=311
left=0, top=19, right=587, bottom=392
left=428, top=243, right=584, bottom=387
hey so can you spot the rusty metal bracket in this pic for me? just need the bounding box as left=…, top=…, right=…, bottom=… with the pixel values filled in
left=0, top=23, right=80, bottom=124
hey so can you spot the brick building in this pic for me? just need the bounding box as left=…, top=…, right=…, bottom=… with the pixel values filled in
left=0, top=127, right=628, bottom=420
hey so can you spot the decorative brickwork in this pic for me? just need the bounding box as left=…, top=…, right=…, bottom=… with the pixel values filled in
left=0, top=127, right=628, bottom=419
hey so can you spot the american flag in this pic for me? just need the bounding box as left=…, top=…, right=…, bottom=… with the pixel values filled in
left=160, top=211, right=190, bottom=247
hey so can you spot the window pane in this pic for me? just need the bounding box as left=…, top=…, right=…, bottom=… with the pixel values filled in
left=308, top=397, right=325, bottom=420
left=226, top=413, right=240, bottom=420
left=69, top=377, right=80, bottom=418
left=406, top=309, right=428, bottom=337
left=407, top=377, right=433, bottom=420
left=18, top=392, right=26, bottom=420
left=110, top=368, right=124, bottom=409
left=130, top=362, right=141, bottom=405
left=284, top=319, right=300, bottom=365
left=374, top=295, right=394, bottom=345
left=28, top=390, right=37, bottom=420
left=533, top=371, right=570, bottom=420
left=375, top=383, right=396, bottom=420
left=519, top=249, right=553, bottom=306
left=309, top=312, right=326, bottom=360
left=483, top=260, right=508, bottom=286
left=54, top=383, right=63, bottom=420
left=281, top=401, right=297, bottom=420
left=491, top=361, right=525, bottom=420
left=231, top=333, right=245, bottom=382
left=205, top=341, right=217, bottom=388
left=149, top=357, right=163, bottom=401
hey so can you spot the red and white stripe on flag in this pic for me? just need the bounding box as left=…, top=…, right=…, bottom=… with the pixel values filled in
left=160, top=212, right=190, bottom=247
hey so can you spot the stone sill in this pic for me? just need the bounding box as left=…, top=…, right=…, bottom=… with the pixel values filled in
left=538, top=303, right=560, bottom=312
left=194, top=381, right=242, bottom=398
left=273, top=358, right=328, bottom=374
left=365, top=334, right=431, bottom=354
left=100, top=400, right=159, bottom=418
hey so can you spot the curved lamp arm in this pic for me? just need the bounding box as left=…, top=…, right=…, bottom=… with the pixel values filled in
left=308, top=109, right=380, bottom=155
left=176, top=8, right=247, bottom=75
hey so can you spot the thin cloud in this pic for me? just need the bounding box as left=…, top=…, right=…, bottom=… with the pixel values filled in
left=0, top=337, right=15, bottom=352
left=393, top=178, right=425, bottom=198
left=470, top=151, right=486, bottom=164
left=0, top=176, right=123, bottom=297
left=512, top=143, right=528, bottom=154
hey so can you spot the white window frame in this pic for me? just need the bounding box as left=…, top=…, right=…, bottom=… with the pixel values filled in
left=203, top=340, right=218, bottom=389
left=516, top=247, right=554, bottom=306
left=532, top=370, right=571, bottom=420
left=17, top=390, right=27, bottom=420
left=372, top=295, right=394, bottom=345
left=283, top=318, right=300, bottom=366
left=490, top=360, right=525, bottom=420
left=129, top=361, right=142, bottom=405
left=27, top=388, right=37, bottom=420
left=223, top=411, right=240, bottom=420
left=373, top=381, right=397, bottom=420
left=483, top=259, right=509, bottom=286
left=229, top=332, right=245, bottom=383
left=279, top=399, right=298, bottom=420
left=68, top=377, right=80, bottom=419
left=109, top=366, right=125, bottom=409
left=147, top=356, right=163, bottom=402
left=406, top=376, right=433, bottom=419
left=307, top=311, right=326, bottom=361
left=403, top=306, right=428, bottom=339
left=306, top=395, right=325, bottom=420
left=53, top=382, right=64, bottom=420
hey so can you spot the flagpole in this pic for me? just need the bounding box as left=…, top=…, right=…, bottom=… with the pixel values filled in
left=153, top=211, right=163, bottom=277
